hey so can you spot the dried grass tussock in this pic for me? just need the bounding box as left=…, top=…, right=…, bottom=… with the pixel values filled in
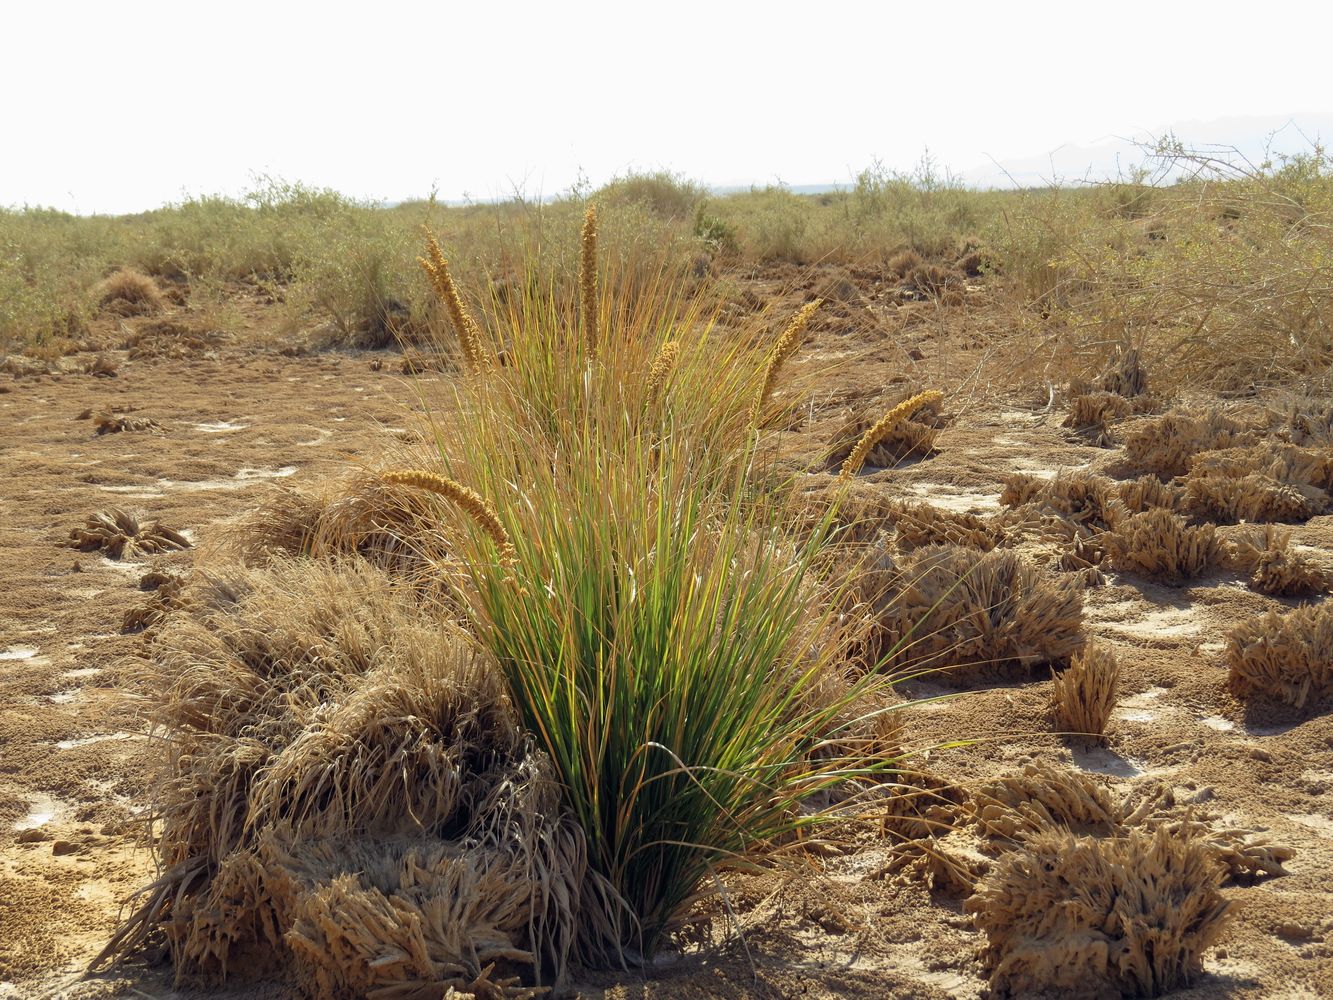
left=887, top=500, right=1003, bottom=551
left=1226, top=602, right=1333, bottom=708
left=218, top=475, right=457, bottom=592
left=93, top=410, right=160, bottom=434
left=68, top=507, right=191, bottom=559
left=863, top=545, right=1084, bottom=679
left=967, top=826, right=1231, bottom=999
left=882, top=761, right=1291, bottom=995
left=1185, top=472, right=1327, bottom=524
left=1116, top=475, right=1187, bottom=515
left=97, top=560, right=582, bottom=995
left=96, top=268, right=164, bottom=316
left=1123, top=409, right=1257, bottom=478
left=1051, top=642, right=1120, bottom=744
left=1104, top=508, right=1227, bottom=583
left=1063, top=390, right=1134, bottom=447
left=1231, top=524, right=1331, bottom=597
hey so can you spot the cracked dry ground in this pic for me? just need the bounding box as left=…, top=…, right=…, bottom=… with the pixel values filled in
left=2, top=270, right=1331, bottom=999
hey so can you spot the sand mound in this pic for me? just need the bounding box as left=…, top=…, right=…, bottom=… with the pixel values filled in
left=967, top=826, right=1231, bottom=999
left=68, top=507, right=191, bottom=559
left=97, top=561, right=583, bottom=995
left=1226, top=602, right=1333, bottom=709
left=863, top=546, right=1084, bottom=680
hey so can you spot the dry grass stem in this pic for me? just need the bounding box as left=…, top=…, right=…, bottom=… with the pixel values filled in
left=418, top=228, right=489, bottom=373
left=379, top=470, right=514, bottom=566
left=580, top=204, right=599, bottom=352
left=750, top=298, right=822, bottom=426
left=839, top=389, right=944, bottom=479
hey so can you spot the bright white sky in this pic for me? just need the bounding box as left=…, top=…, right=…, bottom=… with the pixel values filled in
left=3, top=1, right=1330, bottom=214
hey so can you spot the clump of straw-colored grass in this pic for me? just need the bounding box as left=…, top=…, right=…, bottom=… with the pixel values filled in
left=1051, top=642, right=1120, bottom=744
left=750, top=298, right=822, bottom=426
left=839, top=389, right=944, bottom=479
left=418, top=228, right=489, bottom=373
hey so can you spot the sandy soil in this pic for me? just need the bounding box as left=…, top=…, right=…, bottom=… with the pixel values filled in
left=1, top=269, right=1330, bottom=998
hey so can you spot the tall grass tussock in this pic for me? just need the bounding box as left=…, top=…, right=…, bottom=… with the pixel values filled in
left=108, top=211, right=911, bottom=988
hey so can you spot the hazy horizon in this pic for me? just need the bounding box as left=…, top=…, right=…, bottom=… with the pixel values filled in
left=4, top=2, right=1332, bottom=214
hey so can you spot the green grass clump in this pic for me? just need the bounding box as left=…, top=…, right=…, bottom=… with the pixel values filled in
left=407, top=224, right=897, bottom=963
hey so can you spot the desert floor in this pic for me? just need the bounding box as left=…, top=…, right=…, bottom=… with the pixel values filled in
left=2, top=266, right=1331, bottom=998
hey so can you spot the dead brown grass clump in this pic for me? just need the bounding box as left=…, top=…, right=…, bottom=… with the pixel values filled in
left=887, top=500, right=1002, bottom=551
left=1283, top=398, right=1333, bottom=446
left=969, top=763, right=1122, bottom=841
left=1098, top=346, right=1149, bottom=398
left=999, top=472, right=1045, bottom=508
left=1104, top=508, right=1227, bottom=583
left=122, top=572, right=186, bottom=633
left=1226, top=602, right=1333, bottom=708
left=1189, top=474, right=1322, bottom=528
left=96, top=269, right=164, bottom=316
left=1000, top=470, right=1123, bottom=529
left=68, top=508, right=190, bottom=559
left=218, top=476, right=456, bottom=595
left=98, top=561, right=582, bottom=994
left=967, top=826, right=1231, bottom=999
left=1123, top=410, right=1256, bottom=477
left=1184, top=472, right=1326, bottom=524
left=905, top=263, right=961, bottom=298
left=955, top=249, right=985, bottom=277
left=122, top=318, right=226, bottom=360
left=1051, top=642, right=1120, bottom=744
left=1116, top=475, right=1187, bottom=514
left=93, top=411, right=160, bottom=434
left=863, top=546, right=1084, bottom=680
left=1063, top=391, right=1133, bottom=447
left=887, top=248, right=924, bottom=278
left=1231, top=525, right=1331, bottom=597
